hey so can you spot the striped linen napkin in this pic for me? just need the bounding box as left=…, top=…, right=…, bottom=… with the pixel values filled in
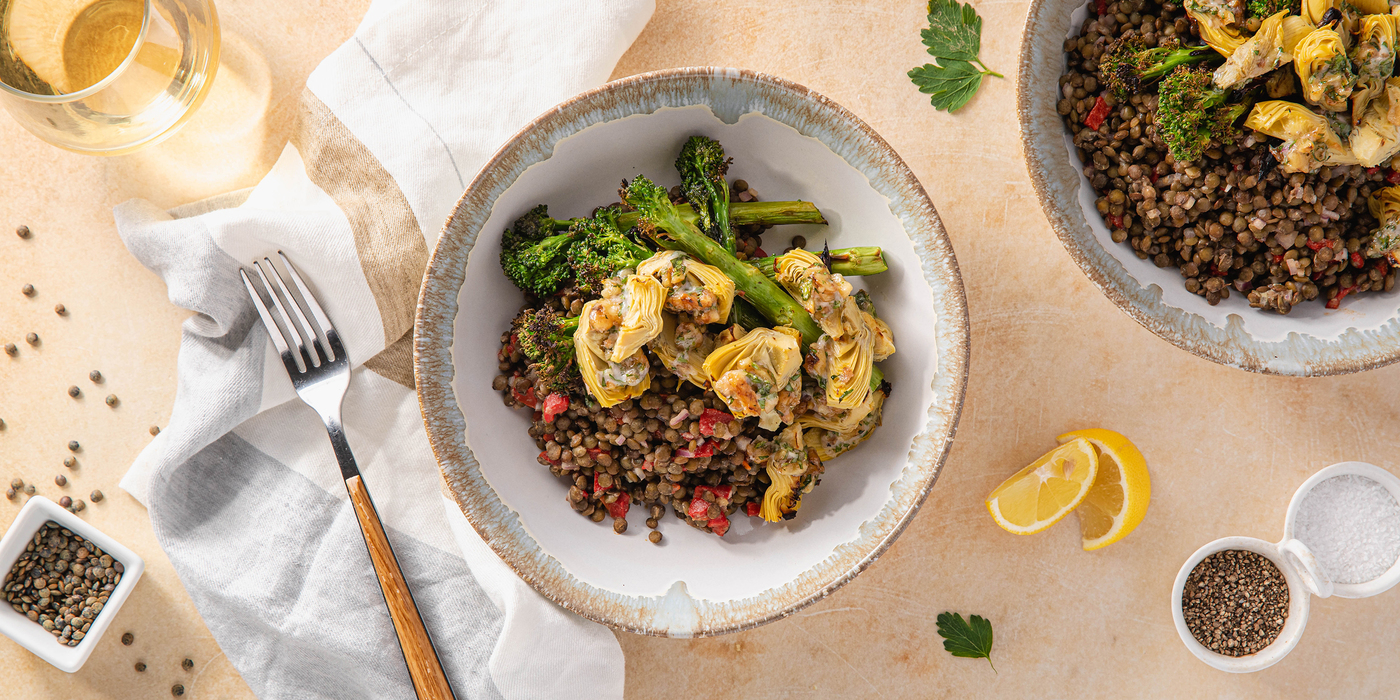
left=111, top=1, right=654, bottom=697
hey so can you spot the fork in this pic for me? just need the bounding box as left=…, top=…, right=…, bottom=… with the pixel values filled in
left=241, top=253, right=456, bottom=700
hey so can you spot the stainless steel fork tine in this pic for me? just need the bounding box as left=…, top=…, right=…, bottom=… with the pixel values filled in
left=240, top=269, right=293, bottom=357
left=254, top=260, right=313, bottom=372
left=263, top=256, right=329, bottom=367
left=278, top=251, right=341, bottom=361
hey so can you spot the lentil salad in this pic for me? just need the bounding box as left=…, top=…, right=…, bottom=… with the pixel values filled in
left=1062, top=0, right=1400, bottom=313
left=493, top=136, right=896, bottom=540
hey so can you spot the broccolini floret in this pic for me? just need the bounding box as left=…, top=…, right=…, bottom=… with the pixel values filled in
left=567, top=207, right=654, bottom=296
left=513, top=307, right=581, bottom=395
left=1157, top=67, right=1250, bottom=163
left=1100, top=37, right=1219, bottom=99
left=1245, top=0, right=1299, bottom=18
left=499, top=205, right=583, bottom=296
left=675, top=136, right=735, bottom=252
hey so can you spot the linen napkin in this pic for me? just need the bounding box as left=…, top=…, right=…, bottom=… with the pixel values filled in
left=111, top=1, right=654, bottom=697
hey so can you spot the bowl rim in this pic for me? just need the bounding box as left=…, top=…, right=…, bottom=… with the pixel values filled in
left=1015, top=0, right=1400, bottom=376
left=413, top=66, right=970, bottom=636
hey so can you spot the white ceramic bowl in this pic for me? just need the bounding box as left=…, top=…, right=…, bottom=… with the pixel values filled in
left=1018, top=0, right=1400, bottom=375
left=1171, top=536, right=1311, bottom=673
left=0, top=497, right=145, bottom=672
left=415, top=68, right=969, bottom=636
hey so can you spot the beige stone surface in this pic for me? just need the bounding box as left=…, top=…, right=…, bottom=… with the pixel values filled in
left=1, top=0, right=1398, bottom=699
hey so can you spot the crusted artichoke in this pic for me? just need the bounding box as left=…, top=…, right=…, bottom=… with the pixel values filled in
left=1350, top=14, right=1398, bottom=123
left=1244, top=100, right=1358, bottom=172
left=805, top=391, right=886, bottom=462
left=573, top=299, right=651, bottom=407
left=636, top=250, right=735, bottom=326
left=703, top=326, right=804, bottom=431
left=1366, top=186, right=1400, bottom=264
left=1295, top=27, right=1357, bottom=112
left=648, top=314, right=715, bottom=389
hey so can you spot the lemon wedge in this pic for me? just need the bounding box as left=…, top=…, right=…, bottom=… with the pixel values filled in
left=985, top=438, right=1099, bottom=535
left=1057, top=428, right=1151, bottom=551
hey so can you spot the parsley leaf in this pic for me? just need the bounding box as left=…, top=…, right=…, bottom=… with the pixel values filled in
left=935, top=611, right=996, bottom=672
left=909, top=0, right=1002, bottom=112
left=922, top=0, right=982, bottom=61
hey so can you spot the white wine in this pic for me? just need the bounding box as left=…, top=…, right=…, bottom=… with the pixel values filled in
left=0, top=0, right=218, bottom=154
left=61, top=0, right=144, bottom=92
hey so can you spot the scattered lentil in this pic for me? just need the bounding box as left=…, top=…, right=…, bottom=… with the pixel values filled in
left=135, top=662, right=146, bottom=672
left=648, top=531, right=662, bottom=544
left=67, top=441, right=79, bottom=452
left=72, top=500, right=85, bottom=512
left=16, top=224, right=30, bottom=239
left=2, top=521, right=121, bottom=647
left=182, top=657, right=194, bottom=671
left=3, top=343, right=15, bottom=356
left=121, top=632, right=134, bottom=646
left=89, top=370, right=102, bottom=383
left=59, top=496, right=71, bottom=508
left=9, top=479, right=21, bottom=491
left=149, top=426, right=160, bottom=436
left=67, top=386, right=80, bottom=398
left=90, top=490, right=103, bottom=503
left=1182, top=549, right=1289, bottom=656
left=23, top=484, right=34, bottom=496
left=733, top=179, right=749, bottom=191
left=53, top=304, right=66, bottom=316
left=172, top=684, right=185, bottom=696
left=21, top=284, right=34, bottom=297
left=63, top=457, right=76, bottom=469
left=26, top=333, right=39, bottom=346
left=105, top=394, right=118, bottom=407
left=5, top=488, right=14, bottom=500
left=54, top=475, right=66, bottom=487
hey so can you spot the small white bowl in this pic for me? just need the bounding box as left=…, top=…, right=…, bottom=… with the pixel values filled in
left=0, top=496, right=145, bottom=672
left=1282, top=461, right=1400, bottom=599
left=1171, top=537, right=1311, bottom=673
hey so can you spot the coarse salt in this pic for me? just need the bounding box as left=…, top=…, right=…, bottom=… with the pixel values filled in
left=1294, top=474, right=1400, bottom=585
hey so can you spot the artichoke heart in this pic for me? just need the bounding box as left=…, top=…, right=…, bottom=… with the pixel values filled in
left=703, top=326, right=804, bottom=430
left=1184, top=0, right=1246, bottom=56
left=805, top=390, right=886, bottom=462
left=1294, top=27, right=1357, bottom=112
left=1387, top=77, right=1400, bottom=125
left=648, top=314, right=714, bottom=389
left=1351, top=15, right=1398, bottom=123
left=1366, top=186, right=1400, bottom=264
left=750, top=424, right=823, bottom=522
left=805, top=324, right=875, bottom=411
left=774, top=249, right=859, bottom=337
left=574, top=299, right=651, bottom=407
left=864, top=311, right=896, bottom=362
left=1214, top=12, right=1296, bottom=89
left=603, top=274, right=665, bottom=363
left=799, top=379, right=880, bottom=433
left=636, top=250, right=735, bottom=325
left=1303, top=0, right=1363, bottom=37
left=1245, top=100, right=1359, bottom=172
left=1350, top=86, right=1400, bottom=166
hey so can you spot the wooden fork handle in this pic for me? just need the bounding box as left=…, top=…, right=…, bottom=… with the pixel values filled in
left=346, top=475, right=457, bottom=700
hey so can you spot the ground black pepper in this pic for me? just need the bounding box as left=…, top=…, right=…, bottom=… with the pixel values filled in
left=1182, top=549, right=1289, bottom=656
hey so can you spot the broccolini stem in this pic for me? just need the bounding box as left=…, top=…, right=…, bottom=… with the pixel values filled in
left=638, top=206, right=825, bottom=345
left=615, top=200, right=827, bottom=231
left=751, top=246, right=888, bottom=279
left=729, top=298, right=771, bottom=330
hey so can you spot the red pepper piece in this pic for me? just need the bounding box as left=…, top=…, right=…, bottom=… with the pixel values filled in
left=708, top=514, right=730, bottom=537
left=1353, top=252, right=1365, bottom=268
left=587, top=448, right=609, bottom=460
left=511, top=385, right=537, bottom=409
left=593, top=475, right=607, bottom=496
left=1305, top=239, right=1333, bottom=251
left=745, top=502, right=761, bottom=517
left=1388, top=170, right=1400, bottom=184
left=1368, top=167, right=1381, bottom=176
left=604, top=492, right=630, bottom=520
left=541, top=393, right=569, bottom=423
left=691, top=442, right=716, bottom=459
left=1084, top=95, right=1110, bottom=131
left=697, top=409, right=734, bottom=436
left=538, top=450, right=559, bottom=466
left=688, top=496, right=711, bottom=520
left=1106, top=213, right=1123, bottom=230
left=1272, top=254, right=1285, bottom=264
left=753, top=247, right=768, bottom=259
left=1096, top=0, right=1107, bottom=14
left=1327, top=285, right=1358, bottom=309
left=694, top=485, right=734, bottom=501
